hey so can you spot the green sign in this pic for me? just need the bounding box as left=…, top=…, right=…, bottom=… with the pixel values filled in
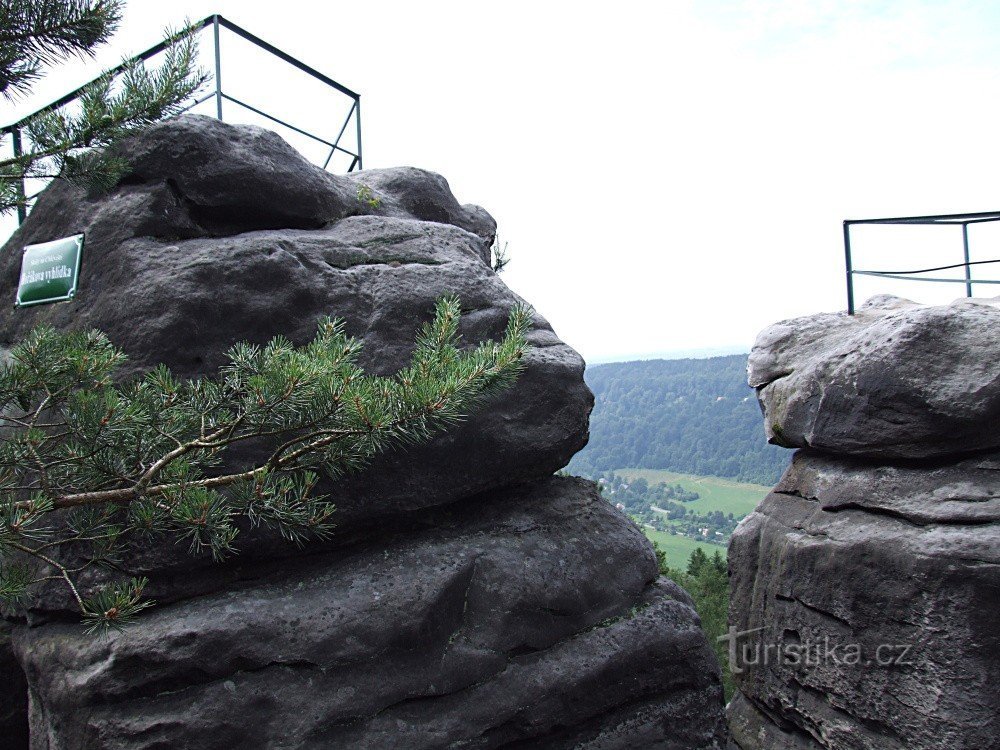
left=15, top=234, right=84, bottom=308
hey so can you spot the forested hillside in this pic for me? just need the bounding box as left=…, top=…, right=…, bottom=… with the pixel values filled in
left=569, top=355, right=791, bottom=485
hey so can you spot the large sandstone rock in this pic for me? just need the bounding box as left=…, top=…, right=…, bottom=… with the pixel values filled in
left=16, top=478, right=728, bottom=750
left=736, top=296, right=1000, bottom=749
left=1, top=116, right=496, bottom=273
left=0, top=116, right=592, bottom=534
left=749, top=295, right=1000, bottom=459
left=0, top=622, right=28, bottom=748
left=0, top=117, right=727, bottom=748
left=727, top=451, right=1000, bottom=750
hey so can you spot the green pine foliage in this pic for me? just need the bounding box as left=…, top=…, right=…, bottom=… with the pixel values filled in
left=0, top=296, right=530, bottom=633
left=656, top=543, right=733, bottom=700
left=490, top=234, right=510, bottom=273
left=0, top=0, right=123, bottom=97
left=1, top=0, right=208, bottom=214
left=569, top=355, right=790, bottom=485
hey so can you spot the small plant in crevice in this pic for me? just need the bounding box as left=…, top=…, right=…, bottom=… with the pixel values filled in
left=491, top=234, right=510, bottom=273
left=356, top=183, right=381, bottom=209
left=592, top=601, right=652, bottom=631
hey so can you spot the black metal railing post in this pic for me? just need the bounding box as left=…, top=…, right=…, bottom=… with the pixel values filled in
left=11, top=127, right=26, bottom=225
left=843, top=221, right=854, bottom=315
left=213, top=15, right=223, bottom=120
left=961, top=223, right=972, bottom=297
left=355, top=97, right=363, bottom=170
left=842, top=210, right=1000, bottom=313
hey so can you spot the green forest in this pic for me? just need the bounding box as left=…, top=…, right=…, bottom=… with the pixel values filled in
left=569, top=354, right=791, bottom=485
left=657, top=546, right=733, bottom=700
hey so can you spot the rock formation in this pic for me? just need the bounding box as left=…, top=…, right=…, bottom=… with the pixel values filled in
left=730, top=295, right=1000, bottom=750
left=0, top=116, right=728, bottom=749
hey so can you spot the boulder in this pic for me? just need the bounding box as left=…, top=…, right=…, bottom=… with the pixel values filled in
left=3, top=117, right=495, bottom=276
left=8, top=115, right=362, bottom=248
left=0, top=117, right=727, bottom=748
left=16, top=477, right=729, bottom=750
left=0, top=116, right=592, bottom=539
left=725, top=692, right=822, bottom=750
left=748, top=295, right=1000, bottom=459
left=727, top=451, right=1000, bottom=750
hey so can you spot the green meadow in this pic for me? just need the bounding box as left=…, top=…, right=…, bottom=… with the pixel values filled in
left=642, top=527, right=727, bottom=571
left=615, top=468, right=769, bottom=518
left=614, top=468, right=771, bottom=569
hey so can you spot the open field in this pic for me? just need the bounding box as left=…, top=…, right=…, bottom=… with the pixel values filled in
left=643, top=527, right=726, bottom=571
left=616, top=468, right=770, bottom=518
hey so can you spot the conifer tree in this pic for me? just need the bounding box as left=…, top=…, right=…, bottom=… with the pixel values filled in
left=658, top=545, right=732, bottom=699
left=0, top=0, right=206, bottom=215
left=0, top=297, right=530, bottom=632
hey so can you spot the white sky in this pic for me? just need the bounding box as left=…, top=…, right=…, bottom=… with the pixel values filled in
left=5, top=0, right=1000, bottom=362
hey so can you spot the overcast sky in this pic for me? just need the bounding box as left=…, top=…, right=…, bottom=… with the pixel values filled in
left=6, top=1, right=1000, bottom=362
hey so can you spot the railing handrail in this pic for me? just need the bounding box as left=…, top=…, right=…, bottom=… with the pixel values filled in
left=843, top=211, right=1000, bottom=314
left=213, top=16, right=358, bottom=100
left=1, top=14, right=359, bottom=134
left=3, top=14, right=362, bottom=226
left=843, top=209, right=1000, bottom=226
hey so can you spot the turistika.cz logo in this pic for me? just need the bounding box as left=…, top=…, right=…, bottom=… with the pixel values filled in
left=718, top=626, right=915, bottom=675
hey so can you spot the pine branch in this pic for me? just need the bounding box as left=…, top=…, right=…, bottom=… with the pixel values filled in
left=7, top=539, right=83, bottom=610
left=1, top=12, right=208, bottom=214
left=0, top=0, right=123, bottom=98
left=0, top=298, right=531, bottom=633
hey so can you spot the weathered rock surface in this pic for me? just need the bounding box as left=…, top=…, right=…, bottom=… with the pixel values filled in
left=0, top=116, right=727, bottom=748
left=729, top=415, right=1000, bottom=747
left=0, top=116, right=592, bottom=532
left=736, top=296, right=1000, bottom=748
left=344, top=167, right=498, bottom=263
left=0, top=622, right=28, bottom=748
left=748, top=295, right=1000, bottom=459
left=16, top=478, right=728, bottom=750
left=725, top=692, right=821, bottom=750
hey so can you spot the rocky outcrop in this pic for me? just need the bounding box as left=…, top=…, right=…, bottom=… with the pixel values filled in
left=344, top=167, right=498, bottom=262
left=0, top=116, right=590, bottom=537
left=16, top=478, right=726, bottom=750
left=0, top=116, right=727, bottom=748
left=731, top=296, right=1000, bottom=750
left=749, top=295, right=1000, bottom=459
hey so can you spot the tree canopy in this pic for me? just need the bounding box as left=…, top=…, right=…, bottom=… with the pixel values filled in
left=569, top=355, right=790, bottom=485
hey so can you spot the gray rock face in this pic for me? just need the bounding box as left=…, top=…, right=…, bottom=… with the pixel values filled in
left=0, top=116, right=591, bottom=538
left=345, top=167, right=497, bottom=264
left=16, top=478, right=728, bottom=750
left=727, top=452, right=1000, bottom=750
left=749, top=295, right=1000, bottom=459
left=735, top=297, right=1000, bottom=749
left=7, top=115, right=360, bottom=250
left=725, top=692, right=821, bottom=750
left=0, top=622, right=28, bottom=749
left=0, top=116, right=726, bottom=748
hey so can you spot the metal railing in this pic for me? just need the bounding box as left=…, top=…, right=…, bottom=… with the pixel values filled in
left=2, top=14, right=362, bottom=225
left=843, top=211, right=1000, bottom=314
